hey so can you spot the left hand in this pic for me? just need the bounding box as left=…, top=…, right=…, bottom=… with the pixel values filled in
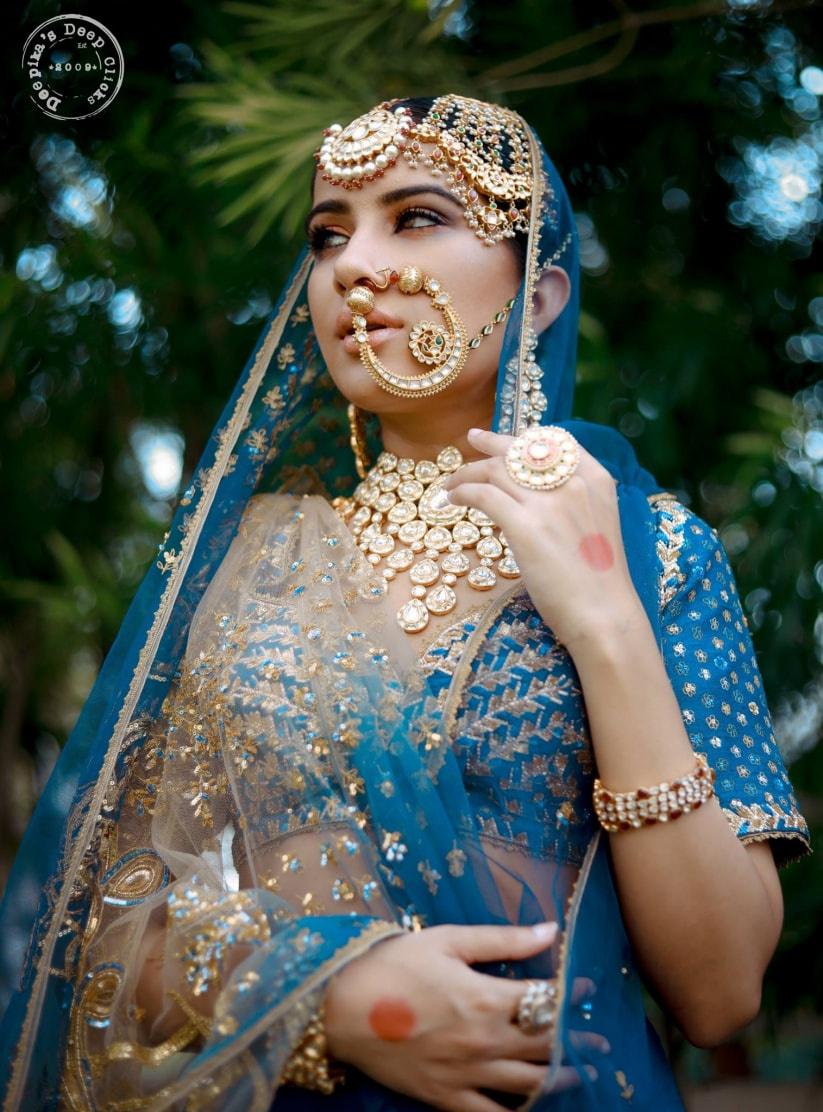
left=441, top=427, right=643, bottom=651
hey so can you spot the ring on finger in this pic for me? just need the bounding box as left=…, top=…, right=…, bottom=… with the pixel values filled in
left=514, top=978, right=559, bottom=1036
left=505, top=426, right=580, bottom=492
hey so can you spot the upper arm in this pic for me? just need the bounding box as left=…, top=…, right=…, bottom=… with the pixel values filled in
left=745, top=840, right=784, bottom=949
left=651, top=495, right=811, bottom=869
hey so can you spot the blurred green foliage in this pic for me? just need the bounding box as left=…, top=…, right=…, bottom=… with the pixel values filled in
left=1, top=0, right=821, bottom=1084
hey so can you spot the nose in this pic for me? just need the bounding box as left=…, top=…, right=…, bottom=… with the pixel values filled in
left=332, top=231, right=391, bottom=296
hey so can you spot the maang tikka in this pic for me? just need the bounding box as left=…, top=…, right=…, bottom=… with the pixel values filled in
left=316, top=95, right=535, bottom=247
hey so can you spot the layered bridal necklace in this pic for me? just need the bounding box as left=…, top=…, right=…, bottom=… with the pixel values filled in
left=333, top=445, right=521, bottom=634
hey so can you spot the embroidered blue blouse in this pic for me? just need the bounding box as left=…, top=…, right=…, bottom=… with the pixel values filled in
left=416, top=495, right=808, bottom=870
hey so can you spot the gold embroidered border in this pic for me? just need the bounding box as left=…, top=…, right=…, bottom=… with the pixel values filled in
left=5, top=259, right=313, bottom=1112
left=519, top=831, right=600, bottom=1112
left=722, top=799, right=811, bottom=867
left=647, top=493, right=688, bottom=610
left=416, top=603, right=487, bottom=663
left=439, top=581, right=526, bottom=744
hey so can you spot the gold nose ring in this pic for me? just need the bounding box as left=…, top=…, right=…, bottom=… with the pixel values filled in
left=371, top=268, right=394, bottom=291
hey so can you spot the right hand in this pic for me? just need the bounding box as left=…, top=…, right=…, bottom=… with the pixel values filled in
left=323, top=922, right=597, bottom=1112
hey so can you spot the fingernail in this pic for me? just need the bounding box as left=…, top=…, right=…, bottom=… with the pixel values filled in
left=585, top=1065, right=598, bottom=1081
left=467, top=427, right=482, bottom=439
left=531, top=922, right=557, bottom=941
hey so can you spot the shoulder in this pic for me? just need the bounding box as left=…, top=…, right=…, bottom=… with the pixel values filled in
left=646, top=493, right=725, bottom=613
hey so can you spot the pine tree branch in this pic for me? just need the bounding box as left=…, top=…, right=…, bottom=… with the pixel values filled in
left=481, top=0, right=816, bottom=93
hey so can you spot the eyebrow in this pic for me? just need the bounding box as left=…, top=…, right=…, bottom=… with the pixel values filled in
left=304, top=185, right=463, bottom=236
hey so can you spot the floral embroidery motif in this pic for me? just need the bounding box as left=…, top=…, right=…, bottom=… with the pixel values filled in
left=168, top=886, right=272, bottom=996
left=615, top=1069, right=635, bottom=1100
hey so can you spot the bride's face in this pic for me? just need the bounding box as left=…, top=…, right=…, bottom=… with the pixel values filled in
left=306, top=157, right=523, bottom=416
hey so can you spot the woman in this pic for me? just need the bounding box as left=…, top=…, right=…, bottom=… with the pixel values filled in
left=0, top=95, right=810, bottom=1112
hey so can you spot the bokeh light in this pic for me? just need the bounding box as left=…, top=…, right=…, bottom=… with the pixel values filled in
left=129, top=423, right=184, bottom=500
left=719, top=26, right=823, bottom=245
left=575, top=212, right=609, bottom=276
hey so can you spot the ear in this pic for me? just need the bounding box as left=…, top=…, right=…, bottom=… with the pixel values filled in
left=532, top=266, right=571, bottom=337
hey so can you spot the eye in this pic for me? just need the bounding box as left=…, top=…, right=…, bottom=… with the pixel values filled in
left=307, top=206, right=447, bottom=254
left=308, top=225, right=348, bottom=254
left=396, top=206, right=446, bottom=231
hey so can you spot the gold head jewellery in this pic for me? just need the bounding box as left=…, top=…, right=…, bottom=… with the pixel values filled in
left=316, top=95, right=536, bottom=246
left=345, top=266, right=468, bottom=399
left=332, top=445, right=521, bottom=635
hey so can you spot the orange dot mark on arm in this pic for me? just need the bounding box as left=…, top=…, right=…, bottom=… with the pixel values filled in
left=579, top=532, right=614, bottom=571
left=367, top=997, right=417, bottom=1041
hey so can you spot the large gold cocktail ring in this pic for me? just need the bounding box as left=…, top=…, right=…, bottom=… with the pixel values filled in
left=515, top=978, right=559, bottom=1036
left=505, top=426, right=580, bottom=491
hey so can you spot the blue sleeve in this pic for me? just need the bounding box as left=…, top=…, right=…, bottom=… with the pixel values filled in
left=651, top=495, right=810, bottom=867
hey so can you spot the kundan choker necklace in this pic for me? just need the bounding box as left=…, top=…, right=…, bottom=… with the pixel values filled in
left=332, top=445, right=521, bottom=634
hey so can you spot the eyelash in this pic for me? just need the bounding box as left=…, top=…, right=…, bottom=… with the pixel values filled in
left=308, top=207, right=446, bottom=254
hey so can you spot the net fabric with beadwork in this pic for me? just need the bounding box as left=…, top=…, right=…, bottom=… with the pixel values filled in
left=0, top=95, right=808, bottom=1112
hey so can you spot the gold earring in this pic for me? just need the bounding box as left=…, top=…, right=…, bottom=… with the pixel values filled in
left=347, top=402, right=371, bottom=478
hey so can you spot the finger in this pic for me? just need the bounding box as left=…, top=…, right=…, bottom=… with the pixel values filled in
left=544, top=1064, right=598, bottom=1093
left=444, top=481, right=521, bottom=523
left=471, top=1059, right=548, bottom=1095
left=493, top=1025, right=553, bottom=1062
left=445, top=1091, right=512, bottom=1112
left=444, top=922, right=557, bottom=964
left=570, top=976, right=596, bottom=1005
left=442, top=459, right=497, bottom=488
left=493, top=1024, right=611, bottom=1064
left=442, top=459, right=525, bottom=503
left=466, top=427, right=514, bottom=458
left=568, top=1029, right=611, bottom=1055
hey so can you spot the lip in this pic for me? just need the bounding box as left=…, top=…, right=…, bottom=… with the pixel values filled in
left=341, top=327, right=402, bottom=355
left=335, top=306, right=404, bottom=340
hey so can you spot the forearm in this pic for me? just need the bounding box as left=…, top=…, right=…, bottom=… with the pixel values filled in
left=565, top=602, right=783, bottom=1046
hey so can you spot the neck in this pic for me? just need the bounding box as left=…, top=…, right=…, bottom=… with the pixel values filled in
left=375, top=396, right=496, bottom=464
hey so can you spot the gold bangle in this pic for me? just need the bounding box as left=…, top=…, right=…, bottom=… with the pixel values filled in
left=593, top=752, right=716, bottom=833
left=280, top=1002, right=346, bottom=1094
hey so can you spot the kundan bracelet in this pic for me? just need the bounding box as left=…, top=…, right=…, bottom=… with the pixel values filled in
left=593, top=752, right=716, bottom=833
left=280, top=1002, right=346, bottom=1094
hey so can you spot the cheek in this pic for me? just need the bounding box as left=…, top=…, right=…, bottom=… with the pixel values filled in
left=450, top=248, right=520, bottom=329
left=306, top=272, right=338, bottom=365
left=306, top=274, right=323, bottom=332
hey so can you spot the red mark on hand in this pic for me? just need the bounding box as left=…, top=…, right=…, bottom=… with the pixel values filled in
left=367, top=997, right=417, bottom=1041
left=579, top=533, right=614, bottom=571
